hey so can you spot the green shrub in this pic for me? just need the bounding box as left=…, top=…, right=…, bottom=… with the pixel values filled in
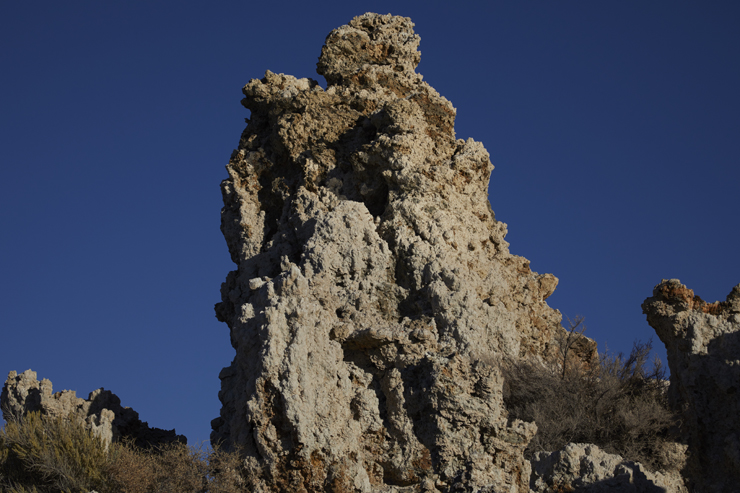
left=503, top=338, right=678, bottom=471
left=0, top=411, right=109, bottom=493
left=0, top=411, right=252, bottom=493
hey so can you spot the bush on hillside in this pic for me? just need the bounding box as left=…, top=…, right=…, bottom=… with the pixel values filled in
left=0, top=410, right=109, bottom=493
left=105, top=439, right=207, bottom=493
left=105, top=440, right=253, bottom=493
left=0, top=411, right=250, bottom=493
left=503, top=335, right=679, bottom=471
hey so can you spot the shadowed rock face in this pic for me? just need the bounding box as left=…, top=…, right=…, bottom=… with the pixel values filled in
left=1, top=369, right=184, bottom=448
left=530, top=443, right=687, bottom=493
left=643, top=279, right=740, bottom=492
left=213, top=13, right=582, bottom=492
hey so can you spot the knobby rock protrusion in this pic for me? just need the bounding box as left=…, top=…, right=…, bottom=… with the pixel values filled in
left=643, top=279, right=740, bottom=492
left=1, top=369, right=184, bottom=448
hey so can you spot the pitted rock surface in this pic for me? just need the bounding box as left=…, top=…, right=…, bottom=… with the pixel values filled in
left=1, top=369, right=184, bottom=448
left=643, top=279, right=740, bottom=492
left=212, top=13, right=588, bottom=492
left=530, top=443, right=687, bottom=493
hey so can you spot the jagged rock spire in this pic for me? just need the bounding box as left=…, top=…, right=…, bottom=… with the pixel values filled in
left=213, top=13, right=582, bottom=492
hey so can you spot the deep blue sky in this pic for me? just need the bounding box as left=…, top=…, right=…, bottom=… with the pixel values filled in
left=2, top=1, right=738, bottom=446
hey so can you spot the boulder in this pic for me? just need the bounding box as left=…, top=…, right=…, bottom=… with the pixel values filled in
left=530, top=442, right=686, bottom=493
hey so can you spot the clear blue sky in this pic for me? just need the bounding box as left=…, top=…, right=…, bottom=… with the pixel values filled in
left=2, top=1, right=738, bottom=446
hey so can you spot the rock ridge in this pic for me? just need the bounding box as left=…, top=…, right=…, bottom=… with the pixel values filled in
left=1, top=369, right=185, bottom=448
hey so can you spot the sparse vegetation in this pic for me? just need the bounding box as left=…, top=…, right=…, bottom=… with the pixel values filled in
left=1, top=319, right=681, bottom=490
left=0, top=411, right=250, bottom=493
left=503, top=321, right=679, bottom=471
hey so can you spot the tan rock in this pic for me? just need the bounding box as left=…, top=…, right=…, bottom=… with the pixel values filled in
left=530, top=442, right=687, bottom=493
left=213, top=12, right=588, bottom=492
left=642, top=279, right=740, bottom=492
left=1, top=369, right=184, bottom=448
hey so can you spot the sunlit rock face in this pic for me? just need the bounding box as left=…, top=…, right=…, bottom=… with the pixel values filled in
left=643, top=279, right=740, bottom=493
left=1, top=369, right=184, bottom=448
left=212, top=13, right=575, bottom=492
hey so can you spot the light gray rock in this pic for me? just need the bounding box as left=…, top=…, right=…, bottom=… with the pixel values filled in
left=643, top=279, right=740, bottom=492
left=530, top=443, right=687, bottom=493
left=213, top=12, right=594, bottom=493
left=1, top=369, right=185, bottom=448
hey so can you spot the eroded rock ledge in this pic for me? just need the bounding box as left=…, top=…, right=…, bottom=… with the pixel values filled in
left=643, top=279, right=740, bottom=492
left=1, top=369, right=184, bottom=448
left=211, top=13, right=590, bottom=493
left=530, top=443, right=686, bottom=493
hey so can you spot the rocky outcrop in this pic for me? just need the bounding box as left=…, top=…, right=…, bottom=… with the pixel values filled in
left=530, top=443, right=687, bottom=493
left=1, top=369, right=185, bottom=448
left=643, top=279, right=740, bottom=492
left=212, top=13, right=589, bottom=492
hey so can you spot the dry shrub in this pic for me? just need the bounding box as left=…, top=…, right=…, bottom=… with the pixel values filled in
left=105, top=440, right=208, bottom=493
left=105, top=440, right=258, bottom=493
left=206, top=444, right=257, bottom=493
left=106, top=441, right=256, bottom=493
left=4, top=485, right=41, bottom=493
left=503, top=339, right=679, bottom=471
left=104, top=440, right=156, bottom=493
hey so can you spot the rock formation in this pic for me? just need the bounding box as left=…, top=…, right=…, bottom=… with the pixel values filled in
left=530, top=443, right=686, bottom=493
left=212, top=13, right=593, bottom=492
left=1, top=369, right=185, bottom=448
left=643, top=280, right=740, bottom=492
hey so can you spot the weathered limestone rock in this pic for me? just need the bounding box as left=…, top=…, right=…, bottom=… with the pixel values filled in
left=213, top=13, right=588, bottom=492
left=530, top=443, right=687, bottom=493
left=1, top=369, right=185, bottom=448
left=642, top=280, right=740, bottom=492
